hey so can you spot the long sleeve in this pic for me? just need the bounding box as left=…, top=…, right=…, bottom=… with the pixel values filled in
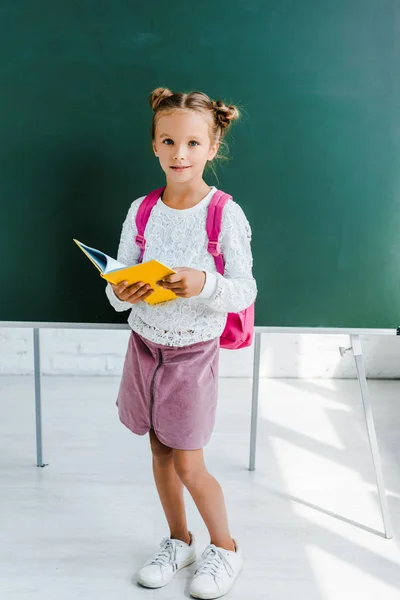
left=105, top=199, right=143, bottom=312
left=200, top=201, right=257, bottom=313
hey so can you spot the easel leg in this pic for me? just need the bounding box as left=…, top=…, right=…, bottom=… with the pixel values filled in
left=350, top=335, right=393, bottom=539
left=33, top=328, right=46, bottom=467
left=249, top=332, right=262, bottom=471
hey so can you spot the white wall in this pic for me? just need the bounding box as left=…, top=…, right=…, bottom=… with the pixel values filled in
left=1, top=328, right=399, bottom=378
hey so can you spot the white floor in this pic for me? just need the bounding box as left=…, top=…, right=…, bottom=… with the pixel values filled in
left=1, top=375, right=400, bottom=599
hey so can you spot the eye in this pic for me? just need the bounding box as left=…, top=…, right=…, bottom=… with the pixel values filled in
left=188, top=140, right=199, bottom=147
left=163, top=139, right=174, bottom=145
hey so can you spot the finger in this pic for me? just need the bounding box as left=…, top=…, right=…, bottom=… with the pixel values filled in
left=159, top=273, right=183, bottom=284
left=121, top=281, right=146, bottom=298
left=159, top=282, right=187, bottom=292
left=116, top=280, right=144, bottom=296
left=139, top=286, right=154, bottom=298
left=117, top=284, right=143, bottom=302
left=142, top=289, right=155, bottom=300
left=126, top=283, right=151, bottom=300
left=167, top=286, right=187, bottom=294
left=112, top=280, right=129, bottom=295
left=131, top=288, right=154, bottom=303
left=126, top=281, right=147, bottom=292
left=158, top=278, right=186, bottom=289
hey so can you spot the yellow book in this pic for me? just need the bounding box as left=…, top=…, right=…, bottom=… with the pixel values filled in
left=73, top=239, right=177, bottom=305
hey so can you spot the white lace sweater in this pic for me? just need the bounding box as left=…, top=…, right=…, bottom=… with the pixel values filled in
left=105, top=187, right=257, bottom=347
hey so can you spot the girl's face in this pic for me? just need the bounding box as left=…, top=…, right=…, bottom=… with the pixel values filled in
left=153, top=110, right=219, bottom=185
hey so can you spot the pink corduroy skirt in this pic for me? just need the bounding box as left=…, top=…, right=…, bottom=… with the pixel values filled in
left=116, top=329, right=220, bottom=450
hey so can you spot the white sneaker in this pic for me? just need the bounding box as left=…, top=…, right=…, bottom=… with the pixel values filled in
left=190, top=541, right=243, bottom=599
left=136, top=532, right=196, bottom=589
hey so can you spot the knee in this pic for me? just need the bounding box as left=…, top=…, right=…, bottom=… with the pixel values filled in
left=173, top=453, right=204, bottom=485
left=150, top=431, right=173, bottom=461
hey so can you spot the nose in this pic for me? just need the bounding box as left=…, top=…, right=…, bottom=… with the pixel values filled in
left=173, top=144, right=187, bottom=161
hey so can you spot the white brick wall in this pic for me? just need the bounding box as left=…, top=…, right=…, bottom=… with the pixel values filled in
left=0, top=327, right=399, bottom=378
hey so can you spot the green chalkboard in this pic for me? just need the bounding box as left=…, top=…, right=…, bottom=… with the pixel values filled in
left=1, top=1, right=400, bottom=328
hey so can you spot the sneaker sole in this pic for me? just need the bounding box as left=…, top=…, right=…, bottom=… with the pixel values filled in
left=137, top=555, right=197, bottom=589
left=190, top=564, right=243, bottom=599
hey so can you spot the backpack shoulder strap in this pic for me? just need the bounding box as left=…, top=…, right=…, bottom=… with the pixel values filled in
left=135, top=187, right=165, bottom=263
left=206, top=190, right=232, bottom=275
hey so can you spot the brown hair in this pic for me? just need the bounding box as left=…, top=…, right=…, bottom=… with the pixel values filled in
left=149, top=87, right=240, bottom=160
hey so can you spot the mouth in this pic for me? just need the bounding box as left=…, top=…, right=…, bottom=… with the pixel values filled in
left=170, top=166, right=191, bottom=172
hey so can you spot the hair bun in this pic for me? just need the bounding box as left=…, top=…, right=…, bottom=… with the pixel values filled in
left=149, top=87, right=174, bottom=110
left=212, top=100, right=240, bottom=130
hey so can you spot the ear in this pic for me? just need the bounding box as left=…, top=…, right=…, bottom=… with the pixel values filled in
left=152, top=141, right=158, bottom=157
left=208, top=141, right=219, bottom=161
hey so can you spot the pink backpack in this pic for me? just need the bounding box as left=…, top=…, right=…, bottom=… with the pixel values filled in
left=135, top=188, right=254, bottom=350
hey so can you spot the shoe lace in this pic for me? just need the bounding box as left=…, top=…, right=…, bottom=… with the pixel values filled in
left=195, top=545, right=234, bottom=580
left=148, top=538, right=177, bottom=568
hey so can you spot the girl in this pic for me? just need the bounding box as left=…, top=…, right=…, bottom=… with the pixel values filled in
left=106, top=87, right=257, bottom=599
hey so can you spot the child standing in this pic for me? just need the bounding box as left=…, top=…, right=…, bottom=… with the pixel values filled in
left=106, top=87, right=257, bottom=599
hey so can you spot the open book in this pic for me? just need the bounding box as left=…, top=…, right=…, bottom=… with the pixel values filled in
left=73, top=239, right=177, bottom=305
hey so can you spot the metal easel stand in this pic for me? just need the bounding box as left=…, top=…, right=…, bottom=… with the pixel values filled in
left=249, top=332, right=261, bottom=472
left=248, top=331, right=393, bottom=539
left=33, top=328, right=47, bottom=467
left=344, top=335, right=393, bottom=539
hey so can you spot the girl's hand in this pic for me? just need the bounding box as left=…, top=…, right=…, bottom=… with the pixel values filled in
left=111, top=281, right=154, bottom=304
left=158, top=267, right=206, bottom=298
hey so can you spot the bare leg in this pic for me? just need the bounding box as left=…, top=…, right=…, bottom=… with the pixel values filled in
left=173, top=449, right=235, bottom=551
left=149, top=430, right=190, bottom=544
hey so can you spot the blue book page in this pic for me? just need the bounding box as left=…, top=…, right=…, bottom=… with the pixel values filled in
left=75, top=240, right=126, bottom=273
